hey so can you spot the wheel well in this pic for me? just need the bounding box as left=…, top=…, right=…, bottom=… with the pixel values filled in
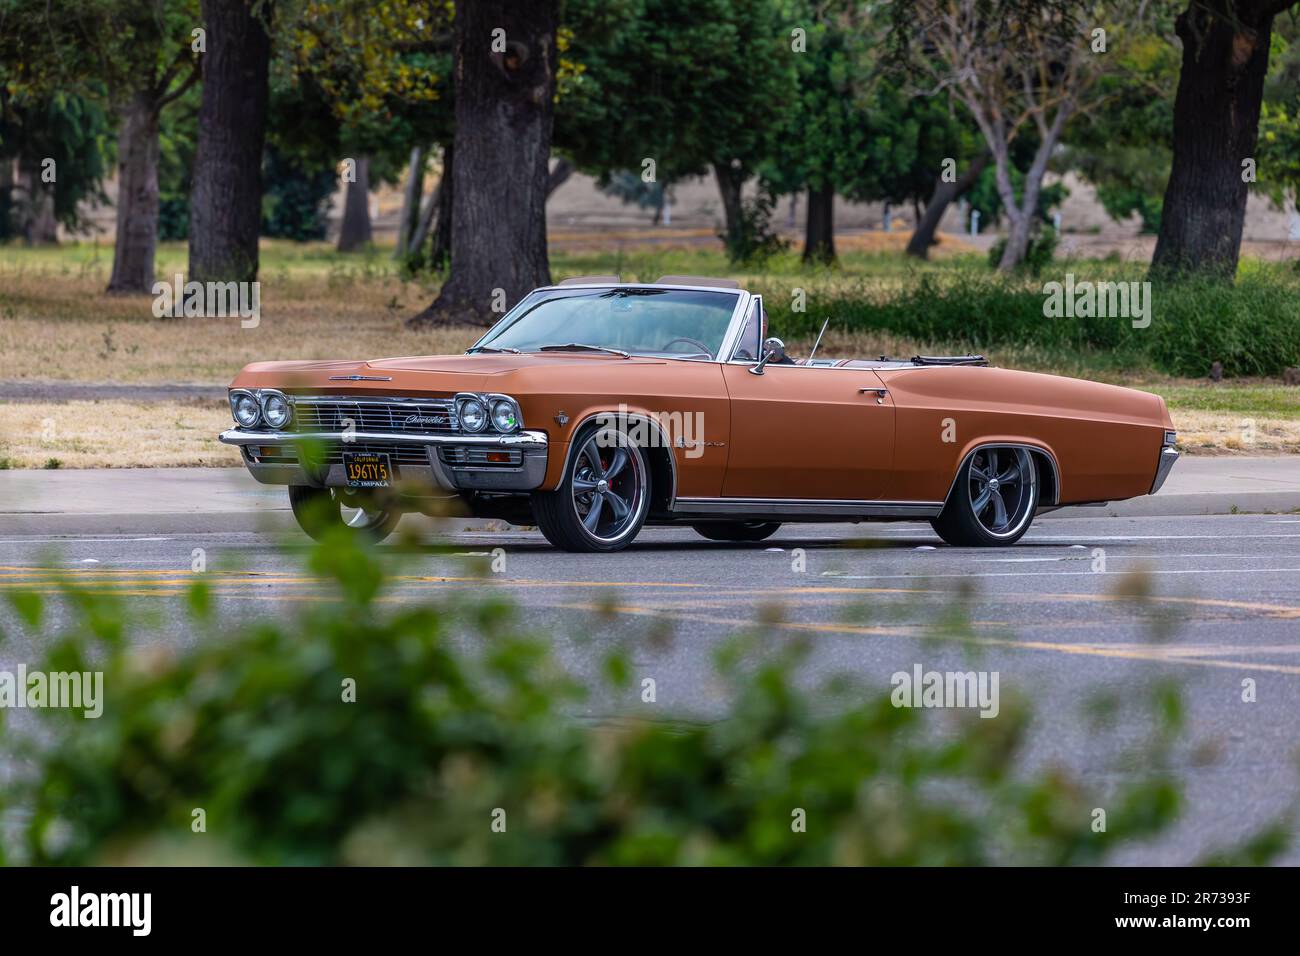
left=568, top=414, right=676, bottom=513
left=945, top=443, right=1060, bottom=506
left=1029, top=450, right=1058, bottom=505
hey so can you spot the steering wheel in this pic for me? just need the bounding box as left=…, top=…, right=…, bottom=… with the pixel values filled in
left=661, top=336, right=711, bottom=354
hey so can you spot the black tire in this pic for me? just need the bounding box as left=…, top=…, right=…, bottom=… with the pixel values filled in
left=691, top=521, right=782, bottom=542
left=532, top=425, right=650, bottom=552
left=288, top=485, right=400, bottom=543
left=930, top=447, right=1039, bottom=547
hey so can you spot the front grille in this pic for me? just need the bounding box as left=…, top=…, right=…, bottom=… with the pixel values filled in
left=291, top=396, right=458, bottom=435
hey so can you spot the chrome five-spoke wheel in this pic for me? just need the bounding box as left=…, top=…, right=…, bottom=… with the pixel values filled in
left=931, top=446, right=1040, bottom=547
left=533, top=427, right=650, bottom=552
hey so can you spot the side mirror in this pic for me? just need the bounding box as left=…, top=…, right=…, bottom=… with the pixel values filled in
left=748, top=337, right=786, bottom=375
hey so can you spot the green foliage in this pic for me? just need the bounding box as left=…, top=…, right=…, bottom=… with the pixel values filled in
left=0, top=92, right=113, bottom=237
left=763, top=265, right=1300, bottom=378
left=261, top=146, right=335, bottom=242
left=1, top=533, right=1202, bottom=866
left=558, top=0, right=798, bottom=186
left=988, top=226, right=1059, bottom=276
left=719, top=185, right=789, bottom=266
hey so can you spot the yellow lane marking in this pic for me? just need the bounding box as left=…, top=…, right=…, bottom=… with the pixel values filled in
left=545, top=601, right=1300, bottom=676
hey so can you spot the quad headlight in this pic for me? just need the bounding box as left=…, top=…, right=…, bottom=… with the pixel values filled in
left=456, top=392, right=521, bottom=433
left=260, top=391, right=292, bottom=429
left=457, top=395, right=488, bottom=432
left=231, top=391, right=262, bottom=428
left=490, top=398, right=520, bottom=433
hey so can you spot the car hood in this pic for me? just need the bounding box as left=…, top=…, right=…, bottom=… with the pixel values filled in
left=228, top=352, right=668, bottom=396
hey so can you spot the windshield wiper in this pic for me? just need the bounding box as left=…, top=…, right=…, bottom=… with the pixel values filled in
left=466, top=345, right=520, bottom=354
left=536, top=343, right=630, bottom=357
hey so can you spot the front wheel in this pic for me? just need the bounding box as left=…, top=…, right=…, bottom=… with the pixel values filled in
left=930, top=447, right=1039, bottom=547
left=532, top=426, right=650, bottom=552
left=288, top=485, right=400, bottom=543
left=692, top=521, right=781, bottom=543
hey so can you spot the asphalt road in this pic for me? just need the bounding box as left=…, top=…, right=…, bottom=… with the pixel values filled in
left=3, top=513, right=1299, bottom=864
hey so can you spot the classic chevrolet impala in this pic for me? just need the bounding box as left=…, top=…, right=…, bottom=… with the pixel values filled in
left=220, top=276, right=1179, bottom=551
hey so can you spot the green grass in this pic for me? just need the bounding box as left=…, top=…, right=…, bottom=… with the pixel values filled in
left=1160, top=385, right=1300, bottom=417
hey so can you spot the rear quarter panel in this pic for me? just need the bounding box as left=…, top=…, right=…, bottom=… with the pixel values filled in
left=877, top=366, right=1168, bottom=504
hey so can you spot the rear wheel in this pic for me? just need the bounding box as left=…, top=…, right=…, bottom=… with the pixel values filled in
left=930, top=447, right=1038, bottom=547
left=691, top=521, right=781, bottom=542
left=288, top=485, right=400, bottom=543
left=532, top=426, right=650, bottom=552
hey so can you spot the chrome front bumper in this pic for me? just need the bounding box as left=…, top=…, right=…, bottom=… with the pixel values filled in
left=1149, top=445, right=1179, bottom=494
left=218, top=428, right=549, bottom=493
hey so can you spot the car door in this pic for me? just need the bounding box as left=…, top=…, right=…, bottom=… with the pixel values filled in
left=720, top=354, right=896, bottom=501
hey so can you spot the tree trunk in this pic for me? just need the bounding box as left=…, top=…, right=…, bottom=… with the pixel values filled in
left=906, top=152, right=990, bottom=259
left=803, top=186, right=835, bottom=265
left=546, top=157, right=574, bottom=198
left=108, top=91, right=162, bottom=294
left=394, top=146, right=425, bottom=258
left=713, top=161, right=746, bottom=250
left=188, top=0, right=272, bottom=285
left=17, top=157, right=58, bottom=245
left=408, top=0, right=558, bottom=327
left=1151, top=0, right=1284, bottom=280
left=428, top=143, right=454, bottom=271
left=337, top=155, right=372, bottom=253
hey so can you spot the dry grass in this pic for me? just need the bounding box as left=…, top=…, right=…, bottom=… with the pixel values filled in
left=0, top=400, right=240, bottom=469
left=1168, top=410, right=1300, bottom=456
left=0, top=270, right=480, bottom=384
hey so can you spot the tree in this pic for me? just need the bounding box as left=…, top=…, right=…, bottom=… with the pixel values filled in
left=0, top=93, right=112, bottom=244
left=903, top=0, right=1151, bottom=271
left=0, top=0, right=201, bottom=288
left=188, top=0, right=273, bottom=285
left=409, top=0, right=558, bottom=327
left=1152, top=0, right=1300, bottom=278
left=555, top=0, right=797, bottom=263
left=281, top=0, right=452, bottom=259
left=762, top=0, right=879, bottom=265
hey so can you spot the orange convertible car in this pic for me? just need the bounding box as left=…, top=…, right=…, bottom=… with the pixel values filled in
left=220, top=276, right=1179, bottom=551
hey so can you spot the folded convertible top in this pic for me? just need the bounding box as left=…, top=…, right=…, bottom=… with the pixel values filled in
left=910, top=354, right=989, bottom=366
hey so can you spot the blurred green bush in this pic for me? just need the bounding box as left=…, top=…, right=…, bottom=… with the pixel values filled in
left=0, top=532, right=1248, bottom=867
left=764, top=266, right=1300, bottom=378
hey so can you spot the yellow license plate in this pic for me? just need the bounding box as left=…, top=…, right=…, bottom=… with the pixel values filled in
left=342, top=452, right=392, bottom=488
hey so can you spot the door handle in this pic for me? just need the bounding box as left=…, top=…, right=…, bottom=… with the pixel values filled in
left=859, top=387, right=888, bottom=404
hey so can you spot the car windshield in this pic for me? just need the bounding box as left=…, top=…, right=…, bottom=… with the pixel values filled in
left=472, top=287, right=740, bottom=360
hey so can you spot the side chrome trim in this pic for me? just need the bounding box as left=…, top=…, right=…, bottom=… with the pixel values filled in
left=670, top=497, right=943, bottom=518
left=941, top=442, right=1062, bottom=508
left=1150, top=445, right=1179, bottom=494
left=219, top=428, right=547, bottom=448
left=557, top=412, right=680, bottom=508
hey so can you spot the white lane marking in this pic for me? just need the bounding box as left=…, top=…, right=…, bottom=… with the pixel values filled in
left=985, top=552, right=1300, bottom=563
left=824, top=567, right=1300, bottom=580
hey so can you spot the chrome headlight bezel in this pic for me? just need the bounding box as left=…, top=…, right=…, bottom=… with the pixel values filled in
left=259, top=389, right=292, bottom=430
left=230, top=389, right=262, bottom=428
left=488, top=394, right=521, bottom=433
left=455, top=393, right=489, bottom=433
